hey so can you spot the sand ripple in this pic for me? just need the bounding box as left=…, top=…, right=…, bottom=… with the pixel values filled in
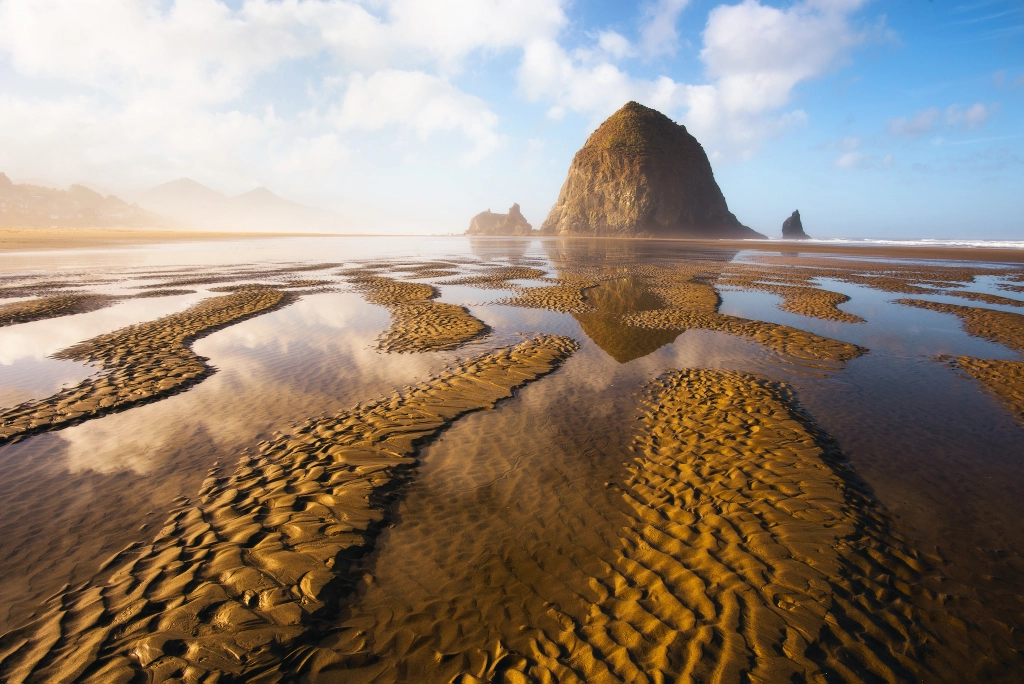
left=0, top=334, right=578, bottom=683
left=897, top=299, right=1024, bottom=354
left=941, top=357, right=1024, bottom=424
left=349, top=275, right=488, bottom=353
left=623, top=309, right=865, bottom=366
left=493, top=279, right=599, bottom=313
left=719, top=277, right=865, bottom=323
left=488, top=369, right=984, bottom=682
left=0, top=294, right=119, bottom=327
left=0, top=288, right=293, bottom=445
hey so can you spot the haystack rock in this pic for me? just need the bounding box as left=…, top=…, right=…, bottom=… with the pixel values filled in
left=541, top=102, right=763, bottom=239
left=466, top=203, right=533, bottom=236
left=782, top=210, right=809, bottom=239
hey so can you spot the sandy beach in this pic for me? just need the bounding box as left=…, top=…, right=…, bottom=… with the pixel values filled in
left=0, top=236, right=1022, bottom=681
left=0, top=228, right=330, bottom=252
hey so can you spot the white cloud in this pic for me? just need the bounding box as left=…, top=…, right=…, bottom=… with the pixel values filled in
left=885, top=102, right=994, bottom=144
left=518, top=38, right=687, bottom=122
left=639, top=0, right=692, bottom=57
left=597, top=31, right=634, bottom=59
left=334, top=70, right=505, bottom=163
left=517, top=0, right=873, bottom=161
left=687, top=0, right=871, bottom=155
left=830, top=136, right=893, bottom=170
left=946, top=102, right=993, bottom=130
left=887, top=108, right=940, bottom=137
left=834, top=151, right=865, bottom=169
left=0, top=0, right=567, bottom=194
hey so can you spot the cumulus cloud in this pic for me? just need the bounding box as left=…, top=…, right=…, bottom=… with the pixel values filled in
left=887, top=108, right=940, bottom=137
left=639, top=0, right=692, bottom=57
left=829, top=136, right=892, bottom=170
left=518, top=38, right=686, bottom=123
left=0, top=0, right=882, bottom=218
left=946, top=102, right=993, bottom=130
left=687, top=0, right=872, bottom=155
left=517, top=0, right=872, bottom=159
left=886, top=102, right=994, bottom=144
left=334, top=70, right=505, bottom=163
left=0, top=0, right=566, bottom=193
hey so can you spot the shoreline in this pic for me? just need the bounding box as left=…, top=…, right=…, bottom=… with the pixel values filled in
left=0, top=227, right=336, bottom=252
left=471, top=234, right=1024, bottom=263
left=2, top=228, right=1023, bottom=263
left=670, top=237, right=1024, bottom=263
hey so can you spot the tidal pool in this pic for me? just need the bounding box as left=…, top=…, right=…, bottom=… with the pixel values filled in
left=0, top=236, right=1022, bottom=682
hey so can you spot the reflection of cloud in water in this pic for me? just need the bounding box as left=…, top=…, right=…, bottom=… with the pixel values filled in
left=0, top=293, right=205, bottom=364
left=0, top=293, right=209, bottom=407
left=61, top=419, right=170, bottom=475
left=57, top=292, right=463, bottom=476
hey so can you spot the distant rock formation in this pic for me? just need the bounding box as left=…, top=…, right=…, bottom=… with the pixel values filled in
left=541, top=102, right=764, bottom=239
left=782, top=210, right=809, bottom=239
left=466, top=203, right=533, bottom=236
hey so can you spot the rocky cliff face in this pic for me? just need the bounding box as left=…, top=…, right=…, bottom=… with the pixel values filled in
left=466, top=203, right=533, bottom=236
left=541, top=102, right=763, bottom=239
left=782, top=210, right=809, bottom=239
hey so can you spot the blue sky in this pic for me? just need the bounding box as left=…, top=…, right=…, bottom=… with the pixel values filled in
left=0, top=0, right=1021, bottom=238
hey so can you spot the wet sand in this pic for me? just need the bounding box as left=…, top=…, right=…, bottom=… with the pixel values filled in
left=0, top=294, right=119, bottom=327
left=0, top=238, right=1022, bottom=682
left=0, top=335, right=576, bottom=682
left=0, top=288, right=295, bottom=445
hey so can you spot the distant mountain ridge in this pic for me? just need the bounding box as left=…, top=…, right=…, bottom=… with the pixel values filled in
left=0, top=172, right=166, bottom=229
left=139, top=178, right=344, bottom=232
left=0, top=172, right=345, bottom=233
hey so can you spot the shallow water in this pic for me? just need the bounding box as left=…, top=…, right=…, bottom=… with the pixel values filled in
left=0, top=236, right=1022, bottom=681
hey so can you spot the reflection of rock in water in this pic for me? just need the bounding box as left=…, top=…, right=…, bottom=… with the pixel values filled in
left=574, top=276, right=682, bottom=362
left=541, top=237, right=740, bottom=271
left=467, top=236, right=532, bottom=262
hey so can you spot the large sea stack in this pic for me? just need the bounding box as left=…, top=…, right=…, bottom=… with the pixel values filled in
left=466, top=203, right=533, bottom=236
left=541, top=102, right=764, bottom=239
left=782, top=210, right=809, bottom=239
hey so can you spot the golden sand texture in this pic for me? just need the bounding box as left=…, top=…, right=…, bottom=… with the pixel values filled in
left=130, top=289, right=197, bottom=298
left=209, top=280, right=334, bottom=293
left=407, top=269, right=460, bottom=279
left=0, top=335, right=579, bottom=683
left=719, top=276, right=865, bottom=323
left=349, top=275, right=488, bottom=352
left=443, top=266, right=550, bottom=289
left=897, top=299, right=1024, bottom=353
left=941, top=356, right=1024, bottom=424
left=0, top=288, right=292, bottom=445
left=741, top=255, right=1024, bottom=296
left=0, top=293, right=118, bottom=327
left=623, top=309, right=865, bottom=365
left=646, top=279, right=722, bottom=313
left=494, top=279, right=599, bottom=313
left=139, top=264, right=342, bottom=290
left=941, top=290, right=1024, bottom=308
left=483, top=369, right=979, bottom=682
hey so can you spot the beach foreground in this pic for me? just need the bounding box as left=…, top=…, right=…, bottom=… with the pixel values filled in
left=0, top=235, right=1022, bottom=682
